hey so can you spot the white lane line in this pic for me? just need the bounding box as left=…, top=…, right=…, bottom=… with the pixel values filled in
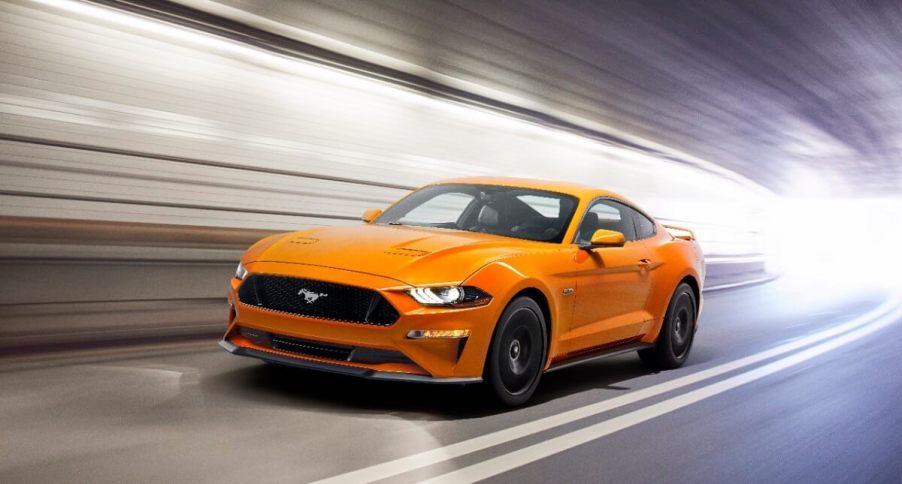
left=422, top=303, right=902, bottom=483
left=312, top=296, right=900, bottom=484
left=703, top=274, right=777, bottom=292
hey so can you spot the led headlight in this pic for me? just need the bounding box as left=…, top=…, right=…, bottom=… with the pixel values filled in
left=235, top=262, right=248, bottom=280
left=407, top=286, right=492, bottom=307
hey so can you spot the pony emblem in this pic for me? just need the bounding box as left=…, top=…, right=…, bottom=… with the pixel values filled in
left=297, top=288, right=327, bottom=304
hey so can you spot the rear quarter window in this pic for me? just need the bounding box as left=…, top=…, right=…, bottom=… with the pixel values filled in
left=632, top=209, right=656, bottom=239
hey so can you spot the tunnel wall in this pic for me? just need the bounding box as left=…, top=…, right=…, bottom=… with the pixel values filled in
left=0, top=0, right=770, bottom=352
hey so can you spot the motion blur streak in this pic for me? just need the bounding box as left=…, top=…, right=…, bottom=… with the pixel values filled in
left=178, top=0, right=902, bottom=197
left=0, top=0, right=768, bottom=351
left=5, top=0, right=767, bottom=231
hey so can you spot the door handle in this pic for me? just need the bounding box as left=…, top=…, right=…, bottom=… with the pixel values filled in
left=638, top=258, right=653, bottom=268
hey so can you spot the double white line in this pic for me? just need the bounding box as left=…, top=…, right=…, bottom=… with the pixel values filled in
left=315, top=295, right=902, bottom=484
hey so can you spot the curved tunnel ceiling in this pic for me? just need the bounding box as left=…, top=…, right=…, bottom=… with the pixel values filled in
left=170, top=0, right=901, bottom=196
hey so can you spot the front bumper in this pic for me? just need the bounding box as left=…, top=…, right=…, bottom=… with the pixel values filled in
left=219, top=340, right=480, bottom=383
left=222, top=261, right=500, bottom=380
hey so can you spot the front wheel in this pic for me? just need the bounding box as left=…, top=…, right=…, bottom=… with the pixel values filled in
left=639, top=282, right=697, bottom=369
left=485, top=297, right=547, bottom=406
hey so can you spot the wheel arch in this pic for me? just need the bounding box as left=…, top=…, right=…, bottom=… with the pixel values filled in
left=511, top=287, right=551, bottom=344
left=678, top=274, right=701, bottom=318
left=464, top=261, right=562, bottom=370
left=641, top=269, right=703, bottom=345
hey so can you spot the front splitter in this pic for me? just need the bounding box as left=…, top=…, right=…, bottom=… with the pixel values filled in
left=219, top=340, right=482, bottom=384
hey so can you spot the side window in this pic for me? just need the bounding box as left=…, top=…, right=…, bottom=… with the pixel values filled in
left=631, top=208, right=656, bottom=240
left=575, top=199, right=638, bottom=243
left=398, top=192, right=474, bottom=225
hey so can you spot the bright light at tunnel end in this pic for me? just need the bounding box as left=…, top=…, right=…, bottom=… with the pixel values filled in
left=767, top=196, right=902, bottom=292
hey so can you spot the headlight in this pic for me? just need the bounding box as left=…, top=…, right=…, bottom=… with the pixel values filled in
left=235, top=262, right=248, bottom=280
left=407, top=286, right=492, bottom=307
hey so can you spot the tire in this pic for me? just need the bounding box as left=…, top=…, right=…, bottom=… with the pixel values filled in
left=638, top=282, right=697, bottom=369
left=485, top=296, right=547, bottom=406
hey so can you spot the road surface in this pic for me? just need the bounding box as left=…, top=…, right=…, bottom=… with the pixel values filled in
left=1, top=273, right=900, bottom=483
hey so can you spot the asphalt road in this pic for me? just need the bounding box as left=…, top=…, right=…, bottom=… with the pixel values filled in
left=1, top=273, right=900, bottom=484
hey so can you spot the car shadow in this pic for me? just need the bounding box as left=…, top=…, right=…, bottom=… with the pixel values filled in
left=204, top=353, right=662, bottom=420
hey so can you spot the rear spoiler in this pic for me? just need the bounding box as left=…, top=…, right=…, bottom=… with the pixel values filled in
left=663, top=224, right=696, bottom=241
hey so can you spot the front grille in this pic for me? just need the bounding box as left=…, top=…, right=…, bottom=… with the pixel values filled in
left=237, top=274, right=400, bottom=326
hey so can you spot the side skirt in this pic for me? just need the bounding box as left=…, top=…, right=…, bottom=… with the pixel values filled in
left=546, top=341, right=653, bottom=373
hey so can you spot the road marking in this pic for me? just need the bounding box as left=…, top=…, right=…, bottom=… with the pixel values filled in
left=312, top=296, right=900, bottom=484
left=703, top=274, right=777, bottom=292
left=422, top=302, right=902, bottom=483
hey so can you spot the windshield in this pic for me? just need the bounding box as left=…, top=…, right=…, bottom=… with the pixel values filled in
left=375, top=184, right=579, bottom=243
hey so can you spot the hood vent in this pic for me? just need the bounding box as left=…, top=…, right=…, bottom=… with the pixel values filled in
left=384, top=248, right=430, bottom=257
left=288, top=237, right=319, bottom=245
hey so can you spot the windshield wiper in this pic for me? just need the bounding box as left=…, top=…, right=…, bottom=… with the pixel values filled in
left=387, top=221, right=403, bottom=225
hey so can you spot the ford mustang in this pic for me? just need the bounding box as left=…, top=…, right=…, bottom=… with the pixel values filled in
left=221, top=177, right=704, bottom=405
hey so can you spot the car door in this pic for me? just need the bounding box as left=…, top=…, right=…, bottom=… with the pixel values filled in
left=566, top=199, right=654, bottom=354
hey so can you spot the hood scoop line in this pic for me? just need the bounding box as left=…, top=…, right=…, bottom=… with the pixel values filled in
left=288, top=237, right=319, bottom=245
left=384, top=248, right=431, bottom=257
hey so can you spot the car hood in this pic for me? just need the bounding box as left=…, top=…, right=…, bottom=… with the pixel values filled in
left=249, top=224, right=534, bottom=286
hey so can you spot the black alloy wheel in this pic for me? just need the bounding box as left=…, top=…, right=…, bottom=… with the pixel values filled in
left=485, top=296, right=547, bottom=406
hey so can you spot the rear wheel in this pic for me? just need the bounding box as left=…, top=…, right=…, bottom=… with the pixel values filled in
left=485, top=297, right=547, bottom=406
left=639, top=282, right=697, bottom=369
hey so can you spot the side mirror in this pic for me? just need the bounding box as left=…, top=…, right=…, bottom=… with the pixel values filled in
left=580, top=229, right=625, bottom=250
left=361, top=208, right=382, bottom=223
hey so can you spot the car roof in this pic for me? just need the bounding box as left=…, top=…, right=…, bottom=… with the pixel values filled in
left=427, top=176, right=630, bottom=203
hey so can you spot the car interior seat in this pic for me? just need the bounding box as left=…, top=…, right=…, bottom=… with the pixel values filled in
left=577, top=212, right=599, bottom=244
left=471, top=204, right=500, bottom=232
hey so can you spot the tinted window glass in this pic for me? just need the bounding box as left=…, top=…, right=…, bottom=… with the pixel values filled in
left=376, top=184, right=579, bottom=243
left=631, top=209, right=656, bottom=239
left=516, top=194, right=560, bottom=217
left=398, top=192, right=473, bottom=225
left=575, top=199, right=638, bottom=243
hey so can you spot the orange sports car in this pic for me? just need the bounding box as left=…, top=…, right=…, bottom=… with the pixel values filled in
left=221, top=177, right=704, bottom=405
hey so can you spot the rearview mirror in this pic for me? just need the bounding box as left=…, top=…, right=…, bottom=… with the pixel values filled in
left=361, top=208, right=382, bottom=223
left=580, top=229, right=625, bottom=250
